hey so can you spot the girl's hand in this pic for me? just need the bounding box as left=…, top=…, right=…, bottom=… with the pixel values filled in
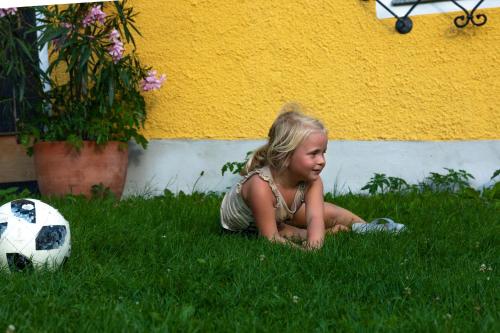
left=326, top=224, right=349, bottom=235
left=301, top=239, right=323, bottom=251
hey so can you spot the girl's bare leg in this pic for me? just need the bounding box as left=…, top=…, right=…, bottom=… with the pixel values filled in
left=290, top=202, right=365, bottom=233
left=277, top=222, right=307, bottom=242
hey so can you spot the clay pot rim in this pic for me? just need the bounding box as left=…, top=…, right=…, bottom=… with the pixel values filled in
left=34, top=140, right=129, bottom=152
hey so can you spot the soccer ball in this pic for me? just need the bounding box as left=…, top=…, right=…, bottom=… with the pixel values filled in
left=0, top=198, right=71, bottom=272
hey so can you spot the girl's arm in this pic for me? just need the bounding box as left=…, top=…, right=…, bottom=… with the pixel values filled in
left=303, top=177, right=326, bottom=249
left=244, top=176, right=299, bottom=247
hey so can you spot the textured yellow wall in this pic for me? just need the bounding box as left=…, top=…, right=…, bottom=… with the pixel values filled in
left=131, top=0, right=500, bottom=140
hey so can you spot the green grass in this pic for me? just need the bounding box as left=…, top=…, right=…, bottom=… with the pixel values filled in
left=1, top=191, right=499, bottom=332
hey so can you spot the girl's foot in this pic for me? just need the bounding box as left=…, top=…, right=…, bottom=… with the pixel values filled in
left=326, top=224, right=349, bottom=234
left=351, top=218, right=406, bottom=234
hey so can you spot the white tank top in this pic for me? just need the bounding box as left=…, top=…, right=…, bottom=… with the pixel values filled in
left=220, top=166, right=307, bottom=232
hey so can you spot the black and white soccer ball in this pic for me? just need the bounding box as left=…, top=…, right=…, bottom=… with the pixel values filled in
left=0, top=198, right=71, bottom=272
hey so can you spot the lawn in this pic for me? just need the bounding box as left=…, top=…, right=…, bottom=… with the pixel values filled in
left=1, top=191, right=498, bottom=332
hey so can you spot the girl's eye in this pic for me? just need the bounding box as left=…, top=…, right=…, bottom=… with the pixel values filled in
left=310, top=150, right=325, bottom=155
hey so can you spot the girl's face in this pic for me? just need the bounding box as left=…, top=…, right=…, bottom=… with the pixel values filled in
left=288, top=131, right=328, bottom=182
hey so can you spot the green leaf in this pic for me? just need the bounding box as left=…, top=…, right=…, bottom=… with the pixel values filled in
left=108, top=79, right=115, bottom=107
left=80, top=46, right=91, bottom=70
left=0, top=187, right=18, bottom=197
left=221, top=165, right=228, bottom=176
left=493, top=186, right=500, bottom=200
left=459, top=187, right=480, bottom=199
left=489, top=182, right=500, bottom=200
left=14, top=37, right=34, bottom=62
left=37, top=26, right=63, bottom=48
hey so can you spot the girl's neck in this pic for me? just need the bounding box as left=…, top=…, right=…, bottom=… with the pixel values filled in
left=271, top=167, right=300, bottom=189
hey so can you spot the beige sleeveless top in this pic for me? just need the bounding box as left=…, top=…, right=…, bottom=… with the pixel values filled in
left=220, top=166, right=307, bottom=232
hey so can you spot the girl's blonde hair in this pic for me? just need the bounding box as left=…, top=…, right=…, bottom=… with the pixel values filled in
left=242, top=103, right=327, bottom=175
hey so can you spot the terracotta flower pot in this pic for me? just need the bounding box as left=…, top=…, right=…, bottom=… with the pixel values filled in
left=33, top=141, right=128, bottom=198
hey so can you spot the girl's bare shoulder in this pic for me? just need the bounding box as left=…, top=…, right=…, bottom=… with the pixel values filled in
left=240, top=173, right=275, bottom=206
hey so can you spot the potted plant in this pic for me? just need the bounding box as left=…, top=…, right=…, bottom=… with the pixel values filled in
left=16, top=1, right=166, bottom=198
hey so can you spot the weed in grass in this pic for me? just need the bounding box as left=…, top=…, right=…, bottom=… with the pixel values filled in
left=0, top=187, right=33, bottom=202
left=221, top=151, right=253, bottom=176
left=361, top=173, right=410, bottom=195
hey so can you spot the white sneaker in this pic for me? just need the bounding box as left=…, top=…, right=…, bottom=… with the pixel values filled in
left=352, top=218, right=406, bottom=234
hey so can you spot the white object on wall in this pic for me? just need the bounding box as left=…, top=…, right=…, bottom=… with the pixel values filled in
left=376, top=0, right=500, bottom=19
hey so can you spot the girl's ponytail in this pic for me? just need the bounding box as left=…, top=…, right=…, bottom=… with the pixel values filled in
left=241, top=144, right=268, bottom=175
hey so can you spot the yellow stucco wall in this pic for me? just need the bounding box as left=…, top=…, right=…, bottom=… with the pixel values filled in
left=130, top=0, right=500, bottom=140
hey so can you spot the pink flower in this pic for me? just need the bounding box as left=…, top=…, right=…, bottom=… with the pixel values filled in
left=108, top=29, right=124, bottom=63
left=0, top=7, right=17, bottom=17
left=109, top=41, right=124, bottom=63
left=82, top=5, right=106, bottom=27
left=141, top=70, right=166, bottom=91
left=109, top=29, right=120, bottom=41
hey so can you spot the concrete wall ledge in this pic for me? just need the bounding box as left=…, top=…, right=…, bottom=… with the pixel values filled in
left=124, top=139, right=500, bottom=196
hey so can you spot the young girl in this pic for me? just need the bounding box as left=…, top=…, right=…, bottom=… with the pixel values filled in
left=220, top=103, right=368, bottom=250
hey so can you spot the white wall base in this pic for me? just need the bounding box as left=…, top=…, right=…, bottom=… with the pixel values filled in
left=124, top=140, right=500, bottom=196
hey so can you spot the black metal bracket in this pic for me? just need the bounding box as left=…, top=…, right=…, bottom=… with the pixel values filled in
left=449, top=0, right=487, bottom=27
left=367, top=0, right=488, bottom=34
